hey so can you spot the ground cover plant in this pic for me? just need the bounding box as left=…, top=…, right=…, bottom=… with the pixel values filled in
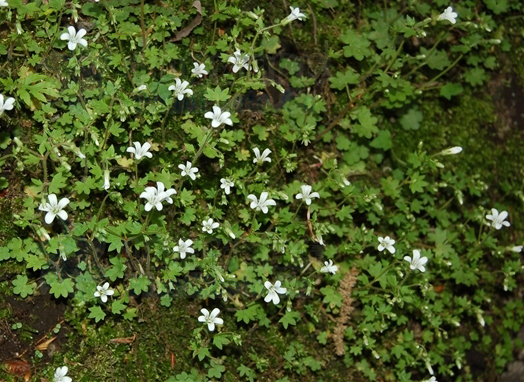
left=0, top=0, right=523, bottom=381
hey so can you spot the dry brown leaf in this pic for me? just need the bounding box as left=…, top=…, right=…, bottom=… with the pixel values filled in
left=24, top=185, right=39, bottom=198
left=4, top=359, right=31, bottom=376
left=109, top=333, right=137, bottom=344
left=171, top=1, right=202, bottom=42
left=35, top=336, right=57, bottom=351
left=24, top=371, right=31, bottom=382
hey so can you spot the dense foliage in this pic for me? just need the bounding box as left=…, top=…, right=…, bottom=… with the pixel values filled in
left=0, top=0, right=523, bottom=381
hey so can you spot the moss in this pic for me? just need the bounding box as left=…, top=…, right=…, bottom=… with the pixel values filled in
left=0, top=198, right=19, bottom=244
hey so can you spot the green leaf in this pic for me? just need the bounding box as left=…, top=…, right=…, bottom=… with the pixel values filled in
left=89, top=306, right=106, bottom=323
left=111, top=299, right=127, bottom=315
left=440, top=83, right=464, bottom=100
left=204, top=86, right=230, bottom=103
left=261, top=35, right=281, bottom=54
left=105, top=256, right=127, bottom=281
left=213, top=334, right=231, bottom=350
left=49, top=172, right=68, bottom=194
left=370, top=130, right=392, bottom=150
left=207, top=362, right=225, bottom=379
left=279, top=311, right=301, bottom=329
left=194, top=346, right=211, bottom=361
left=279, top=58, right=300, bottom=75
left=106, top=232, right=124, bottom=253
left=160, top=294, right=173, bottom=307
left=409, top=172, right=429, bottom=193
left=129, top=276, right=151, bottom=295
left=484, top=0, right=509, bottom=14
left=235, top=304, right=259, bottom=324
left=26, top=254, right=47, bottom=270
left=420, top=48, right=450, bottom=71
left=352, top=106, right=378, bottom=138
left=329, top=68, right=360, bottom=90
left=0, top=247, right=9, bottom=260
left=49, top=278, right=75, bottom=298
left=464, top=67, right=487, bottom=86
left=341, top=30, right=372, bottom=61
left=74, top=177, right=96, bottom=195
left=237, top=364, right=257, bottom=382
left=320, top=286, right=342, bottom=308
left=123, top=308, right=137, bottom=320
left=12, top=275, right=36, bottom=298
left=399, top=107, right=423, bottom=131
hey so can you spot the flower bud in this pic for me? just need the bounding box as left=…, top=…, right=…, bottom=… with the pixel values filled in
left=103, top=170, right=110, bottom=190
left=13, top=137, right=23, bottom=148
left=38, top=227, right=51, bottom=241
left=440, top=146, right=462, bottom=155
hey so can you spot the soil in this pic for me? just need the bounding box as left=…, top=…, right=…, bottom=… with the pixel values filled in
left=0, top=287, right=69, bottom=367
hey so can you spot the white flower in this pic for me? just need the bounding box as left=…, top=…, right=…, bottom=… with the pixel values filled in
left=53, top=366, right=72, bottom=382
left=94, top=282, right=114, bottom=303
left=284, top=6, right=306, bottom=23
left=204, top=105, right=233, bottom=128
left=264, top=280, right=287, bottom=305
left=39, top=194, right=70, bottom=224
left=511, top=246, right=523, bottom=253
left=227, top=50, right=257, bottom=73
left=0, top=0, right=8, bottom=7
left=178, top=161, right=199, bottom=180
left=423, top=376, right=437, bottom=382
left=476, top=310, right=485, bottom=327
left=316, top=233, right=325, bottom=246
left=103, top=170, right=110, bottom=190
left=438, top=6, right=458, bottom=24
left=168, top=78, right=193, bottom=101
left=253, top=147, right=271, bottom=164
left=247, top=192, right=276, bottom=214
left=136, top=84, right=147, bottom=91
left=202, top=218, right=219, bottom=234
left=191, top=62, right=208, bottom=78
left=126, top=141, right=153, bottom=160
left=139, top=182, right=176, bottom=211
left=173, top=239, right=194, bottom=259
left=378, top=236, right=396, bottom=254
left=198, top=308, right=223, bottom=331
left=60, top=26, right=88, bottom=51
left=0, top=94, right=15, bottom=115
left=440, top=146, right=462, bottom=155
left=295, top=185, right=320, bottom=205
left=320, top=260, right=338, bottom=275
left=220, top=178, right=234, bottom=195
left=486, top=208, right=510, bottom=230
left=403, top=249, right=428, bottom=272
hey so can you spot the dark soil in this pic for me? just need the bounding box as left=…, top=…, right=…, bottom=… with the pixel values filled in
left=0, top=288, right=69, bottom=365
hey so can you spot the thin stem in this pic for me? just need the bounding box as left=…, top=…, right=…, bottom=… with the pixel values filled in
left=397, top=269, right=412, bottom=290
left=420, top=54, right=464, bottom=89
left=384, top=39, right=404, bottom=73
left=160, top=97, right=175, bottom=146
left=39, top=6, right=65, bottom=66
left=360, top=261, right=397, bottom=290
left=404, top=31, right=447, bottom=78
left=140, top=0, right=147, bottom=52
